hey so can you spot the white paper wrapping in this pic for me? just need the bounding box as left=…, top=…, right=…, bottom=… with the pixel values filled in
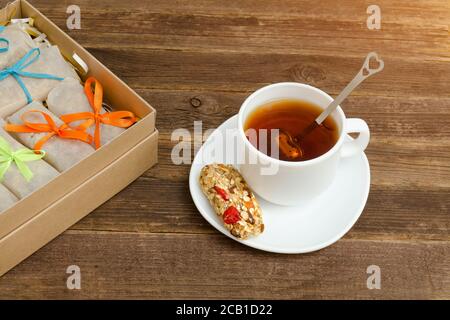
left=7, top=102, right=95, bottom=172
left=0, top=23, right=37, bottom=69
left=0, top=183, right=17, bottom=213
left=47, top=78, right=126, bottom=147
left=0, top=119, right=59, bottom=199
left=0, top=45, right=80, bottom=115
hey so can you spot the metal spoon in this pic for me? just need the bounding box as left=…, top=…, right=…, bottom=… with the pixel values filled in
left=279, top=52, right=384, bottom=160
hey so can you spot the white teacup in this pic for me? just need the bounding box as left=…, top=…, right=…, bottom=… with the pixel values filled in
left=238, top=82, right=370, bottom=206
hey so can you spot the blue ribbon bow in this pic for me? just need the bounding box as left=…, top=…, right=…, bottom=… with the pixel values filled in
left=0, top=26, right=9, bottom=53
left=0, top=48, right=64, bottom=103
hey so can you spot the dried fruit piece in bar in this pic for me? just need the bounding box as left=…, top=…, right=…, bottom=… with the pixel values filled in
left=199, top=163, right=264, bottom=239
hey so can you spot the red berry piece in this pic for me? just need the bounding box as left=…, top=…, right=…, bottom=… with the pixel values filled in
left=214, top=185, right=229, bottom=201
left=223, top=206, right=240, bottom=224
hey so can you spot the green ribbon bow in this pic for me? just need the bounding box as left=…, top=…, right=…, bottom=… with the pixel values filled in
left=0, top=137, right=45, bottom=182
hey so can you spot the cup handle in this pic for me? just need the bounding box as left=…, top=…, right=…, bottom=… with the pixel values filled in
left=341, top=118, right=370, bottom=158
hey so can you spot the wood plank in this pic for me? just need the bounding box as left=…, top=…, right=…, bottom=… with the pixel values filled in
left=137, top=90, right=450, bottom=138
left=69, top=173, right=450, bottom=241
left=0, top=232, right=448, bottom=299
left=27, top=0, right=450, bottom=23
left=30, top=12, right=450, bottom=59
left=73, top=48, right=450, bottom=98
left=17, top=0, right=449, bottom=60
left=153, top=135, right=450, bottom=189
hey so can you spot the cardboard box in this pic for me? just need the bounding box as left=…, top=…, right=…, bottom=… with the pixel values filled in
left=0, top=0, right=158, bottom=276
left=0, top=131, right=158, bottom=276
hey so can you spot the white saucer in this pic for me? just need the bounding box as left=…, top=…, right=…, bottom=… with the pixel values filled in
left=189, top=115, right=370, bottom=253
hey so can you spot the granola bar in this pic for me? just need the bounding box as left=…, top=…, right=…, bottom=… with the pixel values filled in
left=199, top=163, right=264, bottom=239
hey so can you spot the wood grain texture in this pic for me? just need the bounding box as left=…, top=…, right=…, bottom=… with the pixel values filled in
left=0, top=0, right=449, bottom=299
left=20, top=0, right=450, bottom=60
left=0, top=232, right=448, bottom=299
left=73, top=48, right=450, bottom=98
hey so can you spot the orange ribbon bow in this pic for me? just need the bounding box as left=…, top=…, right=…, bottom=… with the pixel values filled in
left=60, top=77, right=137, bottom=149
left=4, top=110, right=93, bottom=151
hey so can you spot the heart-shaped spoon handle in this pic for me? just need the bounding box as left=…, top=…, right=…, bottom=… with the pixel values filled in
left=315, top=52, right=384, bottom=124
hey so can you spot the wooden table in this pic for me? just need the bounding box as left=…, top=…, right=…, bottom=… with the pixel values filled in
left=0, top=0, right=449, bottom=299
